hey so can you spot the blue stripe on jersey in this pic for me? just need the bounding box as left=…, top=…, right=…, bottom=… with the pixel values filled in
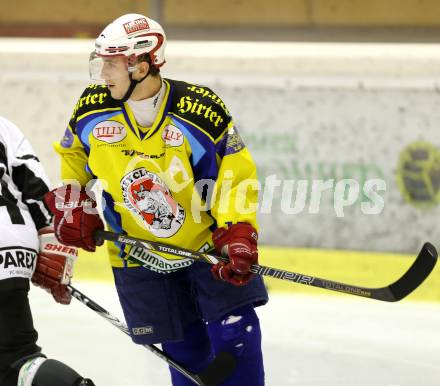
left=157, top=83, right=174, bottom=130
left=171, top=116, right=219, bottom=185
left=85, top=163, right=92, bottom=176
left=102, top=191, right=123, bottom=233
left=172, top=118, right=206, bottom=165
left=215, top=132, right=228, bottom=159
left=170, top=117, right=220, bottom=210
left=102, top=191, right=127, bottom=265
left=121, top=107, right=138, bottom=139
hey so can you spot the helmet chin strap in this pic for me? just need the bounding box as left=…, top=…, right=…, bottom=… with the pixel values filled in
left=117, top=71, right=149, bottom=102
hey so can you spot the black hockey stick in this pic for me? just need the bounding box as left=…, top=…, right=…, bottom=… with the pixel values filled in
left=95, top=230, right=438, bottom=302
left=68, top=284, right=236, bottom=386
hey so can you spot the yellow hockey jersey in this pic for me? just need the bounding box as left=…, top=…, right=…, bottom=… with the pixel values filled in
left=55, top=78, right=258, bottom=271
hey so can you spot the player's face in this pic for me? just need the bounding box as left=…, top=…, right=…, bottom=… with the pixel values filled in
left=100, top=57, right=131, bottom=99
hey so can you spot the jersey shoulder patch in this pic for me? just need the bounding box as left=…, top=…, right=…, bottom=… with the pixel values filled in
left=69, top=85, right=119, bottom=133
left=166, top=79, right=232, bottom=141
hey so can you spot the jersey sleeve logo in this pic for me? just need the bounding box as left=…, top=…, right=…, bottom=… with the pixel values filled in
left=121, top=168, right=185, bottom=238
left=93, top=121, right=127, bottom=143
left=60, top=128, right=74, bottom=148
left=225, top=127, right=246, bottom=155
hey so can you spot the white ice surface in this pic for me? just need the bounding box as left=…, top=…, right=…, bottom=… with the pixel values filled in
left=29, top=282, right=440, bottom=386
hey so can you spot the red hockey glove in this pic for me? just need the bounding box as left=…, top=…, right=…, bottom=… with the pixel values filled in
left=32, top=227, right=78, bottom=304
left=44, top=184, right=104, bottom=252
left=211, top=223, right=258, bottom=286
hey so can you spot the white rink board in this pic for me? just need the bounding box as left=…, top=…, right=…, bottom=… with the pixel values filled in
left=1, top=39, right=440, bottom=253
left=30, top=282, right=440, bottom=386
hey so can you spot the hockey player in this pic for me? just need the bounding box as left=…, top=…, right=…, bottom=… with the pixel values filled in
left=43, top=13, right=268, bottom=386
left=0, top=116, right=94, bottom=386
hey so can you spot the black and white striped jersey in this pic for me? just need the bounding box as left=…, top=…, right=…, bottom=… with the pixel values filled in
left=0, top=116, right=51, bottom=281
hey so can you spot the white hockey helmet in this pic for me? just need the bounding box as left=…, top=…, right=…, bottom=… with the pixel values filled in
left=95, top=13, right=166, bottom=68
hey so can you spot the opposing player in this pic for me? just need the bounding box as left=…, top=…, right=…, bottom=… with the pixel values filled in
left=44, top=13, right=268, bottom=386
left=0, top=116, right=94, bottom=386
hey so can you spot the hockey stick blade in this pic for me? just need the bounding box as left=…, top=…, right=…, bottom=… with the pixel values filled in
left=311, top=242, right=437, bottom=302
left=385, top=242, right=437, bottom=301
left=95, top=230, right=437, bottom=302
left=68, top=285, right=236, bottom=386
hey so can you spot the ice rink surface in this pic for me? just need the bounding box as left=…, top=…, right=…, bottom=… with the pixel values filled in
left=30, top=282, right=440, bottom=386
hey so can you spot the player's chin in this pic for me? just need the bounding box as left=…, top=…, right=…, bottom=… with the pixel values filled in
left=108, top=87, right=123, bottom=100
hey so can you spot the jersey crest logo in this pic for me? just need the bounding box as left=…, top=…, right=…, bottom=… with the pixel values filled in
left=121, top=168, right=185, bottom=238
left=93, top=121, right=127, bottom=143
left=162, top=125, right=184, bottom=147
